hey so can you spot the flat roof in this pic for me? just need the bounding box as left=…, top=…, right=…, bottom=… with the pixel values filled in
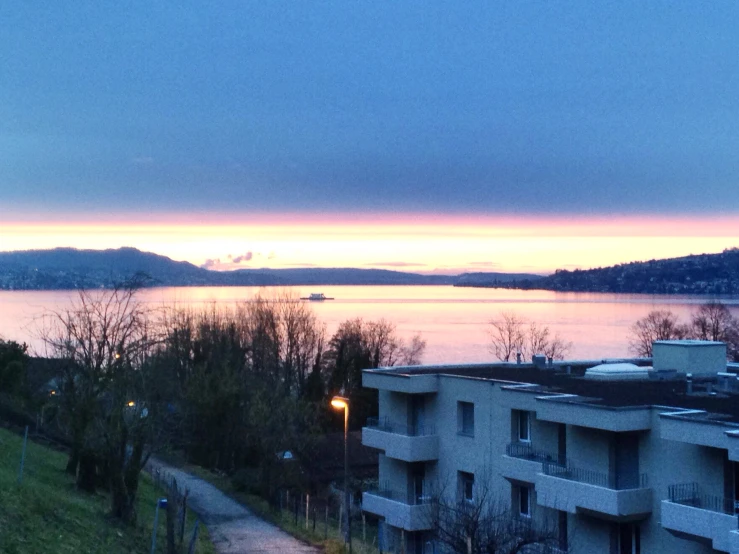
left=653, top=339, right=725, bottom=347
left=366, top=360, right=739, bottom=424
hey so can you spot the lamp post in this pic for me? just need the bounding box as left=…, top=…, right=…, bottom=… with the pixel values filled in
left=331, top=396, right=351, bottom=552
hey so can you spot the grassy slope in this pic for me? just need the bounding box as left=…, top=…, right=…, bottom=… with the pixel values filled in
left=0, top=428, right=215, bottom=554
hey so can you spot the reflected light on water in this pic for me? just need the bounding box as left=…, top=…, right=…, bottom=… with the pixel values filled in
left=2, top=286, right=737, bottom=363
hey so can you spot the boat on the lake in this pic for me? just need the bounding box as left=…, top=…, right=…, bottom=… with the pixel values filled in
left=300, top=293, right=334, bottom=301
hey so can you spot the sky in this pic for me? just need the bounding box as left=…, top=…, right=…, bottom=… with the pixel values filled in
left=1, top=2, right=738, bottom=274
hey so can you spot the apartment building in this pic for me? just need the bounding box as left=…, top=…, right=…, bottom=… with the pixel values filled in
left=361, top=340, right=739, bottom=554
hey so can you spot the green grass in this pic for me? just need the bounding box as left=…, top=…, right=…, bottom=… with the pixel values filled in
left=0, top=427, right=215, bottom=554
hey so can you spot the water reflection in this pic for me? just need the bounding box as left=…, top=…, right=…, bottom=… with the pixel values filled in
left=1, top=286, right=736, bottom=363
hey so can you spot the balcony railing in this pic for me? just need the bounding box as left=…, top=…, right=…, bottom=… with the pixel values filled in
left=366, top=417, right=436, bottom=437
left=542, top=458, right=648, bottom=490
left=668, top=482, right=739, bottom=515
left=506, top=442, right=561, bottom=464
left=368, top=482, right=434, bottom=506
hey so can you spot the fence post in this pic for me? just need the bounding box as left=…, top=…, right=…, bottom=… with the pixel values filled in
left=151, top=498, right=167, bottom=554
left=294, top=496, right=299, bottom=526
left=187, top=520, right=200, bottom=554
left=363, top=513, right=366, bottom=543
left=17, top=425, right=28, bottom=484
left=306, top=494, right=310, bottom=529
left=166, top=478, right=178, bottom=554
left=179, top=489, right=189, bottom=546
left=325, top=505, right=329, bottom=539
left=339, top=505, right=343, bottom=540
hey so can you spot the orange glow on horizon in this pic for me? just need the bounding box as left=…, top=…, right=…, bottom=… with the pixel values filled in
left=1, top=211, right=738, bottom=275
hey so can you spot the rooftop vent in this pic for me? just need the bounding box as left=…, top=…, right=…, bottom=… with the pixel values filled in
left=585, top=363, right=650, bottom=381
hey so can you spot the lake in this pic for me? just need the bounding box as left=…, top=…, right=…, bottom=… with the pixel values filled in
left=1, top=285, right=737, bottom=364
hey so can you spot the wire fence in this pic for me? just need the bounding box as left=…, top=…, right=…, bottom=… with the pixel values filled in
left=271, top=489, right=384, bottom=554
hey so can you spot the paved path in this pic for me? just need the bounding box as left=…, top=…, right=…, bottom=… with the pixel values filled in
left=147, top=459, right=320, bottom=554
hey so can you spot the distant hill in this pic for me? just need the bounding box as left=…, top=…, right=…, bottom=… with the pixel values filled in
left=460, top=248, right=739, bottom=295
left=454, top=272, right=544, bottom=286
left=0, top=247, right=457, bottom=289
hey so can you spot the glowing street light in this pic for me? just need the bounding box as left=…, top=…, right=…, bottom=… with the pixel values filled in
left=331, top=397, right=348, bottom=410
left=331, top=395, right=351, bottom=552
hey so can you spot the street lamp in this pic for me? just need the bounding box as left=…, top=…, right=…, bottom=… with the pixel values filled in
left=331, top=396, right=351, bottom=551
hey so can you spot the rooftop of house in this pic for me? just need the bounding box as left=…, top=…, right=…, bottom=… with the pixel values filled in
left=365, top=350, right=739, bottom=425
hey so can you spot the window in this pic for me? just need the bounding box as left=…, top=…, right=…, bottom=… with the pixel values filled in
left=458, top=471, right=474, bottom=503
left=617, top=523, right=640, bottom=554
left=517, top=485, right=531, bottom=518
left=458, top=401, right=474, bottom=436
left=518, top=411, right=531, bottom=443
left=558, top=511, right=568, bottom=551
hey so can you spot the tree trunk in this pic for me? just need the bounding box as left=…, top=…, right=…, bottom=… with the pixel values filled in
left=65, top=447, right=80, bottom=476
left=111, top=475, right=137, bottom=524
left=77, top=450, right=97, bottom=493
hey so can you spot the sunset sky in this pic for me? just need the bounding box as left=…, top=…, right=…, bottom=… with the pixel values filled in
left=2, top=2, right=738, bottom=274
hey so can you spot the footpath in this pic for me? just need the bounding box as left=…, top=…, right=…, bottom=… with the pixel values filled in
left=147, top=458, right=320, bottom=554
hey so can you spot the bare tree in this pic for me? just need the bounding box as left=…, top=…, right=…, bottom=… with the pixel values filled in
left=488, top=313, right=571, bottom=362
left=239, top=290, right=326, bottom=395
left=427, top=477, right=564, bottom=554
left=488, top=313, right=526, bottom=362
left=39, top=282, right=165, bottom=523
left=400, top=334, right=427, bottom=366
left=691, top=302, right=739, bottom=361
left=524, top=322, right=572, bottom=361
left=628, top=310, right=689, bottom=357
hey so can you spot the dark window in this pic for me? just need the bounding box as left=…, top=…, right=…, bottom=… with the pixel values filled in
left=518, top=485, right=531, bottom=517
left=458, top=402, right=474, bottom=436
left=558, top=511, right=568, bottom=550
left=618, top=523, right=640, bottom=554
left=458, top=471, right=474, bottom=503
left=518, top=411, right=531, bottom=443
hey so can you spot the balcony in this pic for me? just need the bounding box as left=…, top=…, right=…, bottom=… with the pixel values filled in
left=730, top=529, right=739, bottom=554
left=535, top=460, right=652, bottom=520
left=661, top=483, right=739, bottom=553
left=362, top=487, right=433, bottom=531
left=363, top=418, right=439, bottom=462
left=501, top=443, right=559, bottom=484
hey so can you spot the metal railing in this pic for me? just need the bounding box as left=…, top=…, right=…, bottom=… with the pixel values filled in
left=542, top=459, right=648, bottom=490
left=506, top=442, right=561, bottom=464
left=667, top=482, right=739, bottom=515
left=367, top=482, right=434, bottom=506
left=523, top=545, right=569, bottom=554
left=524, top=546, right=569, bottom=554
left=365, top=417, right=436, bottom=437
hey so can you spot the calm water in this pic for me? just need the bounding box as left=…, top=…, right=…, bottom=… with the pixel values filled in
left=1, top=286, right=737, bottom=364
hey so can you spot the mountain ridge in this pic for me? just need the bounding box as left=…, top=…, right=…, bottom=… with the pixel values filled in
left=0, top=247, right=541, bottom=290
left=456, top=248, right=739, bottom=295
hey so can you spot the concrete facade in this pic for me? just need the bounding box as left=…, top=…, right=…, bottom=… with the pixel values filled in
left=361, top=343, right=739, bottom=554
